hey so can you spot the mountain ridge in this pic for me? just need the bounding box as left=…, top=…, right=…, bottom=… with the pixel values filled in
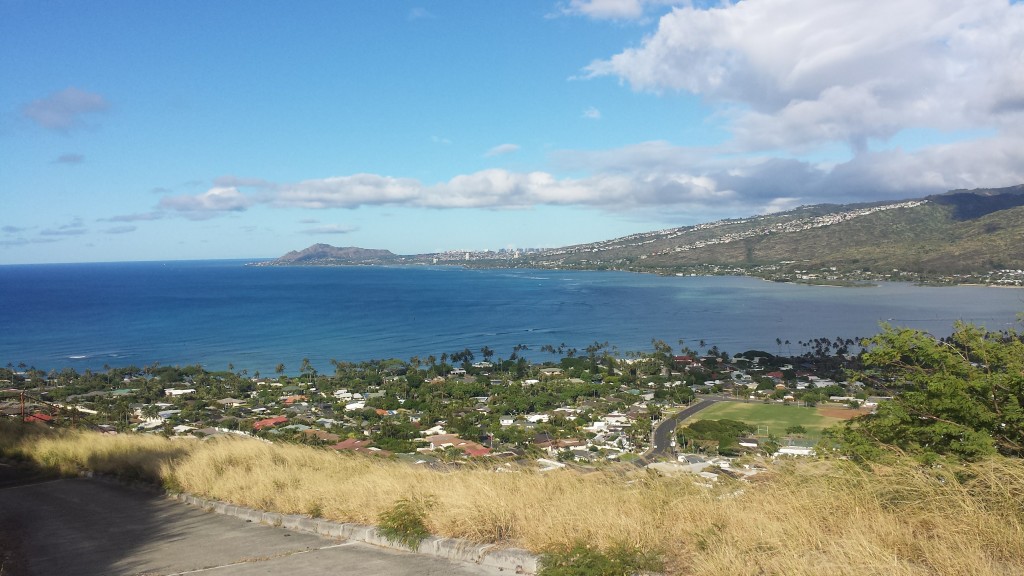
left=260, top=185, right=1024, bottom=284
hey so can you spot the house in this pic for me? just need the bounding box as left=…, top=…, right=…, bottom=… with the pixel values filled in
left=217, top=398, right=246, bottom=407
left=331, top=438, right=392, bottom=457
left=24, top=412, right=53, bottom=424
left=252, top=415, right=288, bottom=430
left=421, top=423, right=447, bottom=436
left=776, top=446, right=815, bottom=457
left=737, top=437, right=759, bottom=449
left=418, top=434, right=491, bottom=457
left=534, top=437, right=585, bottom=456
left=164, top=388, right=196, bottom=397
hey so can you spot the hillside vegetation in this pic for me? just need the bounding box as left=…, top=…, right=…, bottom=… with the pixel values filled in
left=262, top=185, right=1024, bottom=283
left=3, top=320, right=1022, bottom=574
left=522, top=185, right=1024, bottom=278
left=3, top=421, right=1023, bottom=576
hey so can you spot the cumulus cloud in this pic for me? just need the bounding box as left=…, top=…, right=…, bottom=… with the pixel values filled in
left=146, top=139, right=1022, bottom=222
left=585, top=0, right=1024, bottom=152
left=484, top=143, right=521, bottom=157
left=159, top=187, right=256, bottom=219
left=22, top=87, right=109, bottom=131
left=582, top=106, right=602, bottom=120
left=275, top=174, right=421, bottom=209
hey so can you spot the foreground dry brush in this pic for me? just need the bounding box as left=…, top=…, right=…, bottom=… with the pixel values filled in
left=3, top=422, right=1023, bottom=575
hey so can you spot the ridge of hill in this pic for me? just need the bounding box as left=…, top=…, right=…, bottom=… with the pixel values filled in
left=510, top=184, right=1024, bottom=283
left=259, top=244, right=401, bottom=266
left=261, top=185, right=1024, bottom=284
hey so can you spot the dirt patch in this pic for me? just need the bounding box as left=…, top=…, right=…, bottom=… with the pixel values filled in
left=817, top=406, right=869, bottom=420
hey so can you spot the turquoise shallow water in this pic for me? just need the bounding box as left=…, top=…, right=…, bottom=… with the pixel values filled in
left=1, top=260, right=1021, bottom=374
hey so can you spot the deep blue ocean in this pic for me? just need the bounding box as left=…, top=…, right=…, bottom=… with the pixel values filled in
left=1, top=260, right=1021, bottom=374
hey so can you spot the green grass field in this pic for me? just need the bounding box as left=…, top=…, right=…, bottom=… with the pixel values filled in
left=683, top=401, right=854, bottom=435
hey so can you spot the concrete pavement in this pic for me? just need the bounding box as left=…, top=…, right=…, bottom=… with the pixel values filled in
left=0, top=462, right=530, bottom=576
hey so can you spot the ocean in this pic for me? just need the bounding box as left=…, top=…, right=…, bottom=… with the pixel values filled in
left=1, top=260, right=1021, bottom=375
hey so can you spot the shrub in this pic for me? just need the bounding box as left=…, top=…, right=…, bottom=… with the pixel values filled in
left=377, top=496, right=434, bottom=550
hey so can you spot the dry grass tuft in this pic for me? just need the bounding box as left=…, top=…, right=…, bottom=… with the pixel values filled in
left=4, top=420, right=1023, bottom=575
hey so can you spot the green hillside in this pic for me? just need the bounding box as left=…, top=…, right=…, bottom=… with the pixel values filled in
left=517, top=185, right=1024, bottom=283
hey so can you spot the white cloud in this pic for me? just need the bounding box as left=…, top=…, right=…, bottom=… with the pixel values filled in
left=22, top=87, right=109, bottom=131
left=586, top=0, right=1024, bottom=151
left=159, top=187, right=256, bottom=219
left=484, top=143, right=521, bottom=157
left=141, top=129, right=1024, bottom=225
left=582, top=106, right=602, bottom=120
left=275, top=174, right=421, bottom=209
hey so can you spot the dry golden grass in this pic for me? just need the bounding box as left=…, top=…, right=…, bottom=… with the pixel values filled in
left=4, top=421, right=1023, bottom=575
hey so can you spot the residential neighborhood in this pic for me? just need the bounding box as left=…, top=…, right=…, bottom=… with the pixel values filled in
left=1, top=340, right=876, bottom=479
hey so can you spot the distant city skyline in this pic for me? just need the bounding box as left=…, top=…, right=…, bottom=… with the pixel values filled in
left=2, top=1, right=1023, bottom=264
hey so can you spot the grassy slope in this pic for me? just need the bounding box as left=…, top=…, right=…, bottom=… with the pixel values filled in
left=3, top=420, right=1024, bottom=575
left=560, top=201, right=1024, bottom=274
left=681, top=402, right=852, bottom=434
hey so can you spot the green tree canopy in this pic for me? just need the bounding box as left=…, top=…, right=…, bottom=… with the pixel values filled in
left=832, top=321, right=1024, bottom=462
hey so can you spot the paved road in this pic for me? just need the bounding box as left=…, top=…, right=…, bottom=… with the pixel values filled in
left=637, top=397, right=726, bottom=465
left=0, top=462, right=510, bottom=576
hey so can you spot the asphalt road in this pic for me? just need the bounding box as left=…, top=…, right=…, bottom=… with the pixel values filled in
left=637, top=397, right=725, bottom=465
left=0, top=462, right=512, bottom=576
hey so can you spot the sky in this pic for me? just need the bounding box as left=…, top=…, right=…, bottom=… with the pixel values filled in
left=2, top=0, right=1023, bottom=264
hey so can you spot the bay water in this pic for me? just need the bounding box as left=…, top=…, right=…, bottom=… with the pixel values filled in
left=1, top=260, right=1021, bottom=375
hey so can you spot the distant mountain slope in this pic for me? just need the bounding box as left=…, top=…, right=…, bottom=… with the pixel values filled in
left=260, top=185, right=1024, bottom=283
left=262, top=244, right=399, bottom=265
left=518, top=184, right=1024, bottom=279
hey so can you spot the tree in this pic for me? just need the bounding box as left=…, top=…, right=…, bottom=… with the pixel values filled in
left=785, top=425, right=807, bottom=436
left=832, top=322, right=1024, bottom=462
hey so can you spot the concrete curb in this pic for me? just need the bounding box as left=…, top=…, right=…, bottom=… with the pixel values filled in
left=170, top=491, right=538, bottom=575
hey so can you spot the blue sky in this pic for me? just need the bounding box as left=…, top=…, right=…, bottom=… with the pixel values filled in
left=2, top=0, right=1023, bottom=264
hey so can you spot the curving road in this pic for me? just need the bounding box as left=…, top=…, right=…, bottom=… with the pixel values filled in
left=636, top=396, right=727, bottom=466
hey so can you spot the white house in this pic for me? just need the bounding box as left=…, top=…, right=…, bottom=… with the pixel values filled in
left=164, top=388, right=196, bottom=397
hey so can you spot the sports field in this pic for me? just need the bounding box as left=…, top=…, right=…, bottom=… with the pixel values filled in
left=683, top=401, right=865, bottom=435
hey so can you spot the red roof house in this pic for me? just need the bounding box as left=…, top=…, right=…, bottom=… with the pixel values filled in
left=252, top=415, right=288, bottom=430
